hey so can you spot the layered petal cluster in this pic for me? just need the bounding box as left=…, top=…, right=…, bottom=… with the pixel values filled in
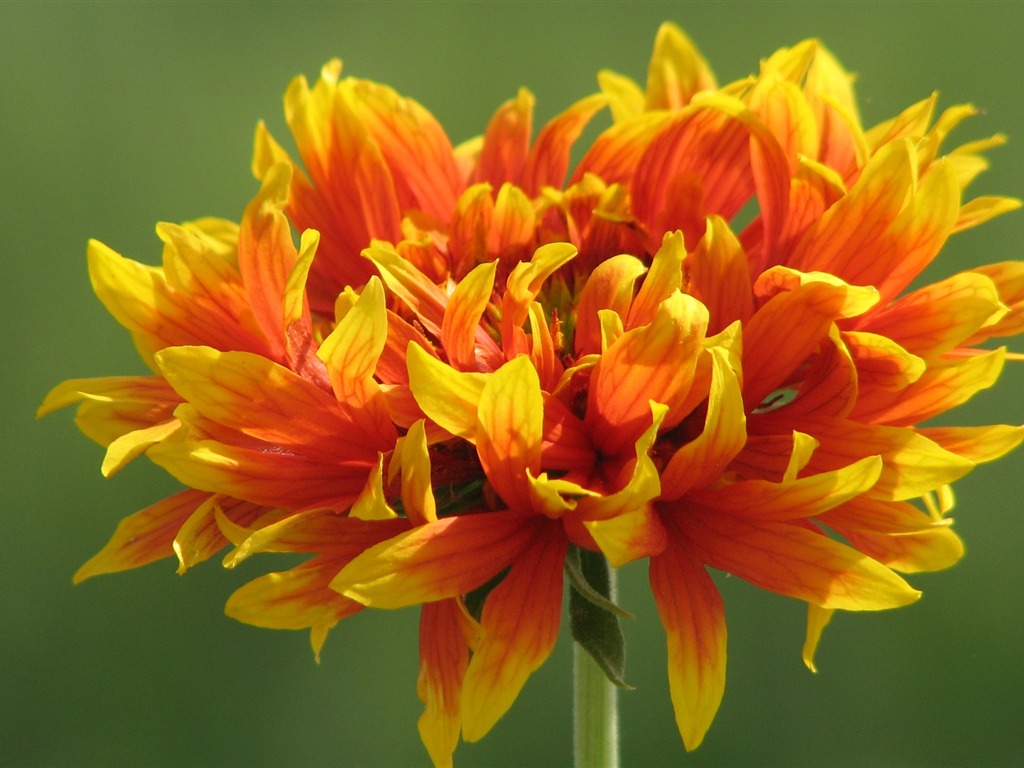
left=43, top=22, right=1024, bottom=766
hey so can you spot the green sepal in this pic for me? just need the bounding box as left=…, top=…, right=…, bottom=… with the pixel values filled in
left=567, top=545, right=634, bottom=690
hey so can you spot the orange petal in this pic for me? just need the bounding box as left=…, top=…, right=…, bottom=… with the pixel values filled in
left=73, top=490, right=210, bottom=583
left=573, top=254, right=647, bottom=357
left=155, top=346, right=382, bottom=450
left=681, top=511, right=921, bottom=610
left=346, top=77, right=463, bottom=223
left=476, top=356, right=544, bottom=510
left=521, top=94, right=607, bottom=195
left=237, top=163, right=304, bottom=360
left=788, top=140, right=960, bottom=304
left=649, top=524, right=726, bottom=751
left=461, top=525, right=566, bottom=741
left=849, top=348, right=1004, bottom=426
left=364, top=242, right=447, bottom=336
left=331, top=511, right=543, bottom=608
left=417, top=600, right=469, bottom=768
left=586, top=291, right=709, bottom=456
left=684, top=216, right=754, bottom=334
left=38, top=375, right=179, bottom=446
left=627, top=231, right=685, bottom=330
left=862, top=271, right=1005, bottom=358
left=440, top=260, right=500, bottom=372
left=917, top=424, right=1024, bottom=464
left=689, top=455, right=881, bottom=522
left=173, top=495, right=274, bottom=573
left=225, top=556, right=364, bottom=631
left=793, top=418, right=974, bottom=501
left=473, top=88, right=533, bottom=187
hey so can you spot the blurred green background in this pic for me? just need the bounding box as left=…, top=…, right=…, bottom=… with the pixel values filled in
left=5, top=2, right=1024, bottom=766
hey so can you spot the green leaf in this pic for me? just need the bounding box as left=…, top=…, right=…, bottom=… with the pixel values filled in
left=567, top=546, right=634, bottom=690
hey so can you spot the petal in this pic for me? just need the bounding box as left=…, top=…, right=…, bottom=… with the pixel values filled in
left=461, top=525, right=566, bottom=741
left=73, top=490, right=210, bottom=583
left=37, top=375, right=179, bottom=446
left=476, top=356, right=544, bottom=510
left=417, top=600, right=470, bottom=768
left=225, top=556, right=364, bottom=631
left=237, top=163, right=304, bottom=359
left=155, top=346, right=380, bottom=450
left=627, top=231, right=685, bottom=330
left=661, top=346, right=747, bottom=499
left=793, top=419, right=974, bottom=501
left=573, top=254, right=647, bottom=357
left=681, top=512, right=921, bottom=610
left=101, top=419, right=181, bottom=477
left=346, top=77, right=463, bottom=222
left=649, top=524, right=726, bottom=751
left=440, top=260, right=499, bottom=372
left=789, top=140, right=960, bottom=304
left=473, top=88, right=534, bottom=187
left=918, top=424, right=1024, bottom=464
left=521, top=93, right=607, bottom=195
left=689, top=455, right=882, bottom=522
left=173, top=495, right=274, bottom=573
left=365, top=242, right=448, bottom=336
left=861, top=271, right=1005, bottom=358
left=399, top=420, right=437, bottom=526
left=331, top=511, right=543, bottom=608
left=585, top=505, right=667, bottom=567
left=849, top=348, right=1004, bottom=426
left=316, top=277, right=395, bottom=439
left=644, top=22, right=716, bottom=110
left=407, top=342, right=487, bottom=441
left=684, top=216, right=754, bottom=334
left=586, top=291, right=709, bottom=456
left=802, top=605, right=834, bottom=673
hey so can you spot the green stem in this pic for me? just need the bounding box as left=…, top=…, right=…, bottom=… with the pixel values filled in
left=573, top=568, right=620, bottom=768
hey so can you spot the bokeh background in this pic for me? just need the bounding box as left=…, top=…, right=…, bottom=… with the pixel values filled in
left=4, top=2, right=1024, bottom=766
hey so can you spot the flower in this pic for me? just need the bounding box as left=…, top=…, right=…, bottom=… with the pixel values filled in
left=41, top=21, right=1024, bottom=766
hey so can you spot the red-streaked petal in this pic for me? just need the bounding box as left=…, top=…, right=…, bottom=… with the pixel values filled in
left=661, top=346, right=746, bottom=499
left=461, top=525, right=566, bottom=741
left=331, top=511, right=543, bottom=608
left=689, top=455, right=881, bottom=522
left=418, top=600, right=469, bottom=768
left=473, top=88, right=533, bottom=187
left=225, top=555, right=364, bottom=630
left=173, top=495, right=275, bottom=573
left=476, top=356, right=544, bottom=510
left=574, top=254, right=647, bottom=357
left=38, top=375, right=180, bottom=446
left=917, top=424, right=1024, bottom=464
left=849, top=348, right=1004, bottom=426
left=681, top=511, right=921, bottom=609
left=521, top=94, right=607, bottom=195
left=649, top=522, right=726, bottom=751
left=684, top=216, right=754, bottom=334
left=441, top=261, right=499, bottom=372
left=73, top=490, right=211, bottom=583
left=861, top=271, right=1005, bottom=358
left=586, top=292, right=709, bottom=456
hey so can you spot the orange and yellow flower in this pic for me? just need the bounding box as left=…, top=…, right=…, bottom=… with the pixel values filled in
left=42, top=22, right=1024, bottom=766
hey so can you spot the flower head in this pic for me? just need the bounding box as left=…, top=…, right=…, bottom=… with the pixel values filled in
left=42, top=22, right=1024, bottom=765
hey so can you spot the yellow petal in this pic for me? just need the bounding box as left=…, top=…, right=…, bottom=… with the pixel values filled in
left=649, top=529, right=726, bottom=751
